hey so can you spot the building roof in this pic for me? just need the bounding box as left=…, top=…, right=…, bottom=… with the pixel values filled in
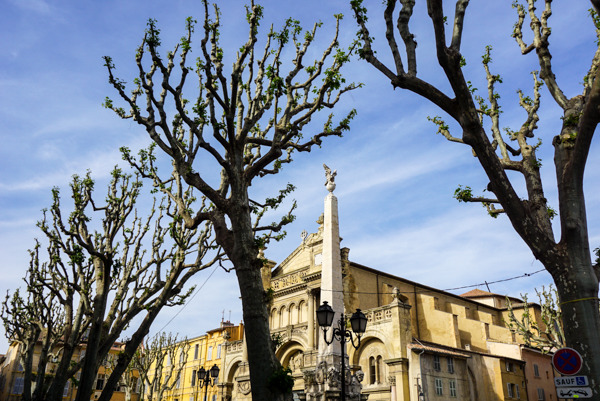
left=408, top=342, right=471, bottom=358
left=460, top=288, right=500, bottom=298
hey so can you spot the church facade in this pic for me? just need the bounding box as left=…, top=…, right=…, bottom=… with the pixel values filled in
left=218, top=185, right=560, bottom=401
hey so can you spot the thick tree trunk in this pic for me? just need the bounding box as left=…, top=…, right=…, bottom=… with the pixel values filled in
left=45, top=342, right=77, bottom=401
left=21, top=341, right=36, bottom=401
left=554, top=265, right=600, bottom=395
left=224, top=169, right=290, bottom=401
left=230, top=218, right=286, bottom=400
left=75, top=259, right=110, bottom=401
left=552, top=128, right=600, bottom=397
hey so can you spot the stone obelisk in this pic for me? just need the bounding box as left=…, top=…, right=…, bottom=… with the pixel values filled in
left=319, top=164, right=343, bottom=359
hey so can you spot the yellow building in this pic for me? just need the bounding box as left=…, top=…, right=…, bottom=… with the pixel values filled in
left=144, top=321, right=243, bottom=401
left=0, top=340, right=141, bottom=401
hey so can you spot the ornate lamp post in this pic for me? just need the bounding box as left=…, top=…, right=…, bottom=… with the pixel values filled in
left=316, top=301, right=367, bottom=401
left=196, top=364, right=220, bottom=401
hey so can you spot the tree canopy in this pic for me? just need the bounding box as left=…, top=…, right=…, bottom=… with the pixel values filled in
left=103, top=1, right=360, bottom=399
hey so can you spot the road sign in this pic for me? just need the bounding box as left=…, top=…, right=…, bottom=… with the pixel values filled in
left=553, top=348, right=583, bottom=375
left=556, top=387, right=593, bottom=398
left=555, top=376, right=589, bottom=387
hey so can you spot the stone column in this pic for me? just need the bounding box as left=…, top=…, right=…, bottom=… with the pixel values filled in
left=319, top=191, right=343, bottom=358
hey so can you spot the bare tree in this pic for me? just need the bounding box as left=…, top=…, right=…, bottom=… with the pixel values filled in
left=2, top=167, right=222, bottom=401
left=505, top=286, right=564, bottom=353
left=133, top=333, right=190, bottom=401
left=1, top=259, right=64, bottom=401
left=103, top=1, right=360, bottom=399
left=351, top=0, right=600, bottom=393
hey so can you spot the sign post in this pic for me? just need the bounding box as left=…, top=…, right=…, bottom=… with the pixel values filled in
left=552, top=348, right=591, bottom=399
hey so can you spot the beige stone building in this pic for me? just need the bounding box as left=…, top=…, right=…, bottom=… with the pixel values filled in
left=0, top=340, right=141, bottom=401
left=218, top=184, right=560, bottom=401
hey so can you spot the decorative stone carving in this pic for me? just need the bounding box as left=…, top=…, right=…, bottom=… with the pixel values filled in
left=391, top=286, right=409, bottom=303
left=323, top=164, right=337, bottom=193
left=272, top=270, right=308, bottom=291
left=316, top=361, right=327, bottom=384
left=292, top=352, right=305, bottom=371
left=238, top=381, right=251, bottom=395
left=348, top=369, right=364, bottom=398
left=327, top=366, right=340, bottom=388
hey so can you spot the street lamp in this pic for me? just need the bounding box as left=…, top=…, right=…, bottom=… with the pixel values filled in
left=316, top=301, right=367, bottom=401
left=196, top=364, right=220, bottom=401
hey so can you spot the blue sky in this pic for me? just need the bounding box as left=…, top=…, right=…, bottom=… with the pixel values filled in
left=1, top=0, right=598, bottom=352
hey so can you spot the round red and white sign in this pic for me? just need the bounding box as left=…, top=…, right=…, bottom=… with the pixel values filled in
left=552, top=347, right=583, bottom=376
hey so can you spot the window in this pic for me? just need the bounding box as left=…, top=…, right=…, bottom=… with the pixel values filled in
left=97, top=374, right=106, bottom=390
left=12, top=377, right=24, bottom=394
left=191, top=370, right=197, bottom=386
left=369, top=356, right=376, bottom=384
left=135, top=377, right=141, bottom=393
left=447, top=357, right=454, bottom=373
left=449, top=379, right=457, bottom=397
left=217, top=344, right=222, bottom=359
left=376, top=356, right=382, bottom=384
left=63, top=381, right=70, bottom=397
left=207, top=346, right=213, bottom=361
left=533, top=364, right=540, bottom=377
left=194, top=344, right=199, bottom=360
left=507, top=383, right=519, bottom=399
left=434, top=378, right=443, bottom=396
left=180, top=349, right=185, bottom=364
left=176, top=374, right=181, bottom=389
left=537, top=388, right=545, bottom=400
left=505, top=361, right=514, bottom=372
left=166, top=355, right=171, bottom=366
left=433, top=355, right=441, bottom=371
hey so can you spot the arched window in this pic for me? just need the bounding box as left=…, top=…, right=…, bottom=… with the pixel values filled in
left=376, top=356, right=383, bottom=384
left=369, top=356, right=376, bottom=385
left=289, top=303, right=297, bottom=324
left=298, top=300, right=306, bottom=322
left=280, top=306, right=287, bottom=327
left=271, top=308, right=278, bottom=329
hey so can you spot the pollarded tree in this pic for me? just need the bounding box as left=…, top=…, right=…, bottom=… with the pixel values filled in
left=1, top=259, right=64, bottom=401
left=351, top=0, right=600, bottom=393
left=103, top=1, right=360, bottom=399
left=505, top=285, right=565, bottom=353
left=3, top=168, right=223, bottom=401
left=132, top=333, right=190, bottom=401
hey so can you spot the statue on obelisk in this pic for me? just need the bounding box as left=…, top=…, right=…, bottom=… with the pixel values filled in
left=323, top=164, right=337, bottom=193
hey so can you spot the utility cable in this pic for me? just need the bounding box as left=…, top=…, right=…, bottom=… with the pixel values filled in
left=152, top=263, right=220, bottom=337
